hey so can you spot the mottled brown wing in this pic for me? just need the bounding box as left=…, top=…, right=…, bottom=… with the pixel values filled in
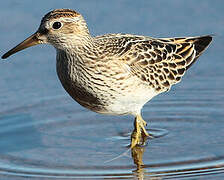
left=123, top=35, right=212, bottom=92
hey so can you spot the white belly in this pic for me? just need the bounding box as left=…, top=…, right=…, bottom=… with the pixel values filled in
left=102, top=86, right=158, bottom=116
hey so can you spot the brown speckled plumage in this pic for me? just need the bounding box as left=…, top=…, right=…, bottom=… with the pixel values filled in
left=56, top=32, right=212, bottom=114
left=2, top=9, right=213, bottom=148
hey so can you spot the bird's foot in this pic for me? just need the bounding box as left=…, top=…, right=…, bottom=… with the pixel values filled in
left=130, top=115, right=149, bottom=148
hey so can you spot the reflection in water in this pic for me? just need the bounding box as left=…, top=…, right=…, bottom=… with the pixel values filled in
left=132, top=146, right=145, bottom=169
left=132, top=145, right=146, bottom=180
left=131, top=144, right=224, bottom=179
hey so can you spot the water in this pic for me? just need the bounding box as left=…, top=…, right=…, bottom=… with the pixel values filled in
left=0, top=0, right=224, bottom=179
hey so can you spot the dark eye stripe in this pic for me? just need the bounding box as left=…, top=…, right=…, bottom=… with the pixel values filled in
left=39, top=28, right=49, bottom=34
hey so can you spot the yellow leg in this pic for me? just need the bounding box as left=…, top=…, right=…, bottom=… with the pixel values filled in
left=131, top=114, right=149, bottom=148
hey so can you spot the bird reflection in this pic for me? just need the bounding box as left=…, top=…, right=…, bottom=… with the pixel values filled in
left=131, top=145, right=146, bottom=179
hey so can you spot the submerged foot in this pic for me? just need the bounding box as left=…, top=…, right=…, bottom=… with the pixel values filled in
left=130, top=115, right=149, bottom=148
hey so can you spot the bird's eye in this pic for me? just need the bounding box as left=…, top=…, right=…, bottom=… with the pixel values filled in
left=52, top=22, right=62, bottom=30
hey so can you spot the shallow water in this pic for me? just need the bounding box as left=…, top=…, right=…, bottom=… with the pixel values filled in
left=0, top=0, right=224, bottom=179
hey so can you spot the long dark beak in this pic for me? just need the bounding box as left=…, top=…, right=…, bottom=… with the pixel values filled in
left=2, top=32, right=42, bottom=59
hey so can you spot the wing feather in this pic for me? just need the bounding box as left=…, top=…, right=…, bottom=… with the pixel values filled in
left=94, top=34, right=212, bottom=92
left=118, top=35, right=212, bottom=92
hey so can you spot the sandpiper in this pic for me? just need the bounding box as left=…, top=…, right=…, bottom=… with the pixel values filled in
left=2, top=9, right=212, bottom=148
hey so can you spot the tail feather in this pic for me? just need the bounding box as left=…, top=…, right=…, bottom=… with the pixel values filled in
left=187, top=35, right=213, bottom=57
left=185, top=35, right=213, bottom=69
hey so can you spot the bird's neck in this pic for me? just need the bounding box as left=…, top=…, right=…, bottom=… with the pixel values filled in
left=63, top=35, right=98, bottom=59
left=56, top=35, right=98, bottom=67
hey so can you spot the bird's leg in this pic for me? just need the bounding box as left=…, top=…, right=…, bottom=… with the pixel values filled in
left=131, top=114, right=149, bottom=148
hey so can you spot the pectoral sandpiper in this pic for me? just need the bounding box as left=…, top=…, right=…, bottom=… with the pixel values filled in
left=2, top=9, right=212, bottom=148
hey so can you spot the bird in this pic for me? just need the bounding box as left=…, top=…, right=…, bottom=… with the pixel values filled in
left=2, top=9, right=212, bottom=148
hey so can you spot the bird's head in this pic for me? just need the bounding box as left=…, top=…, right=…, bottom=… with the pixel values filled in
left=2, top=9, right=90, bottom=59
